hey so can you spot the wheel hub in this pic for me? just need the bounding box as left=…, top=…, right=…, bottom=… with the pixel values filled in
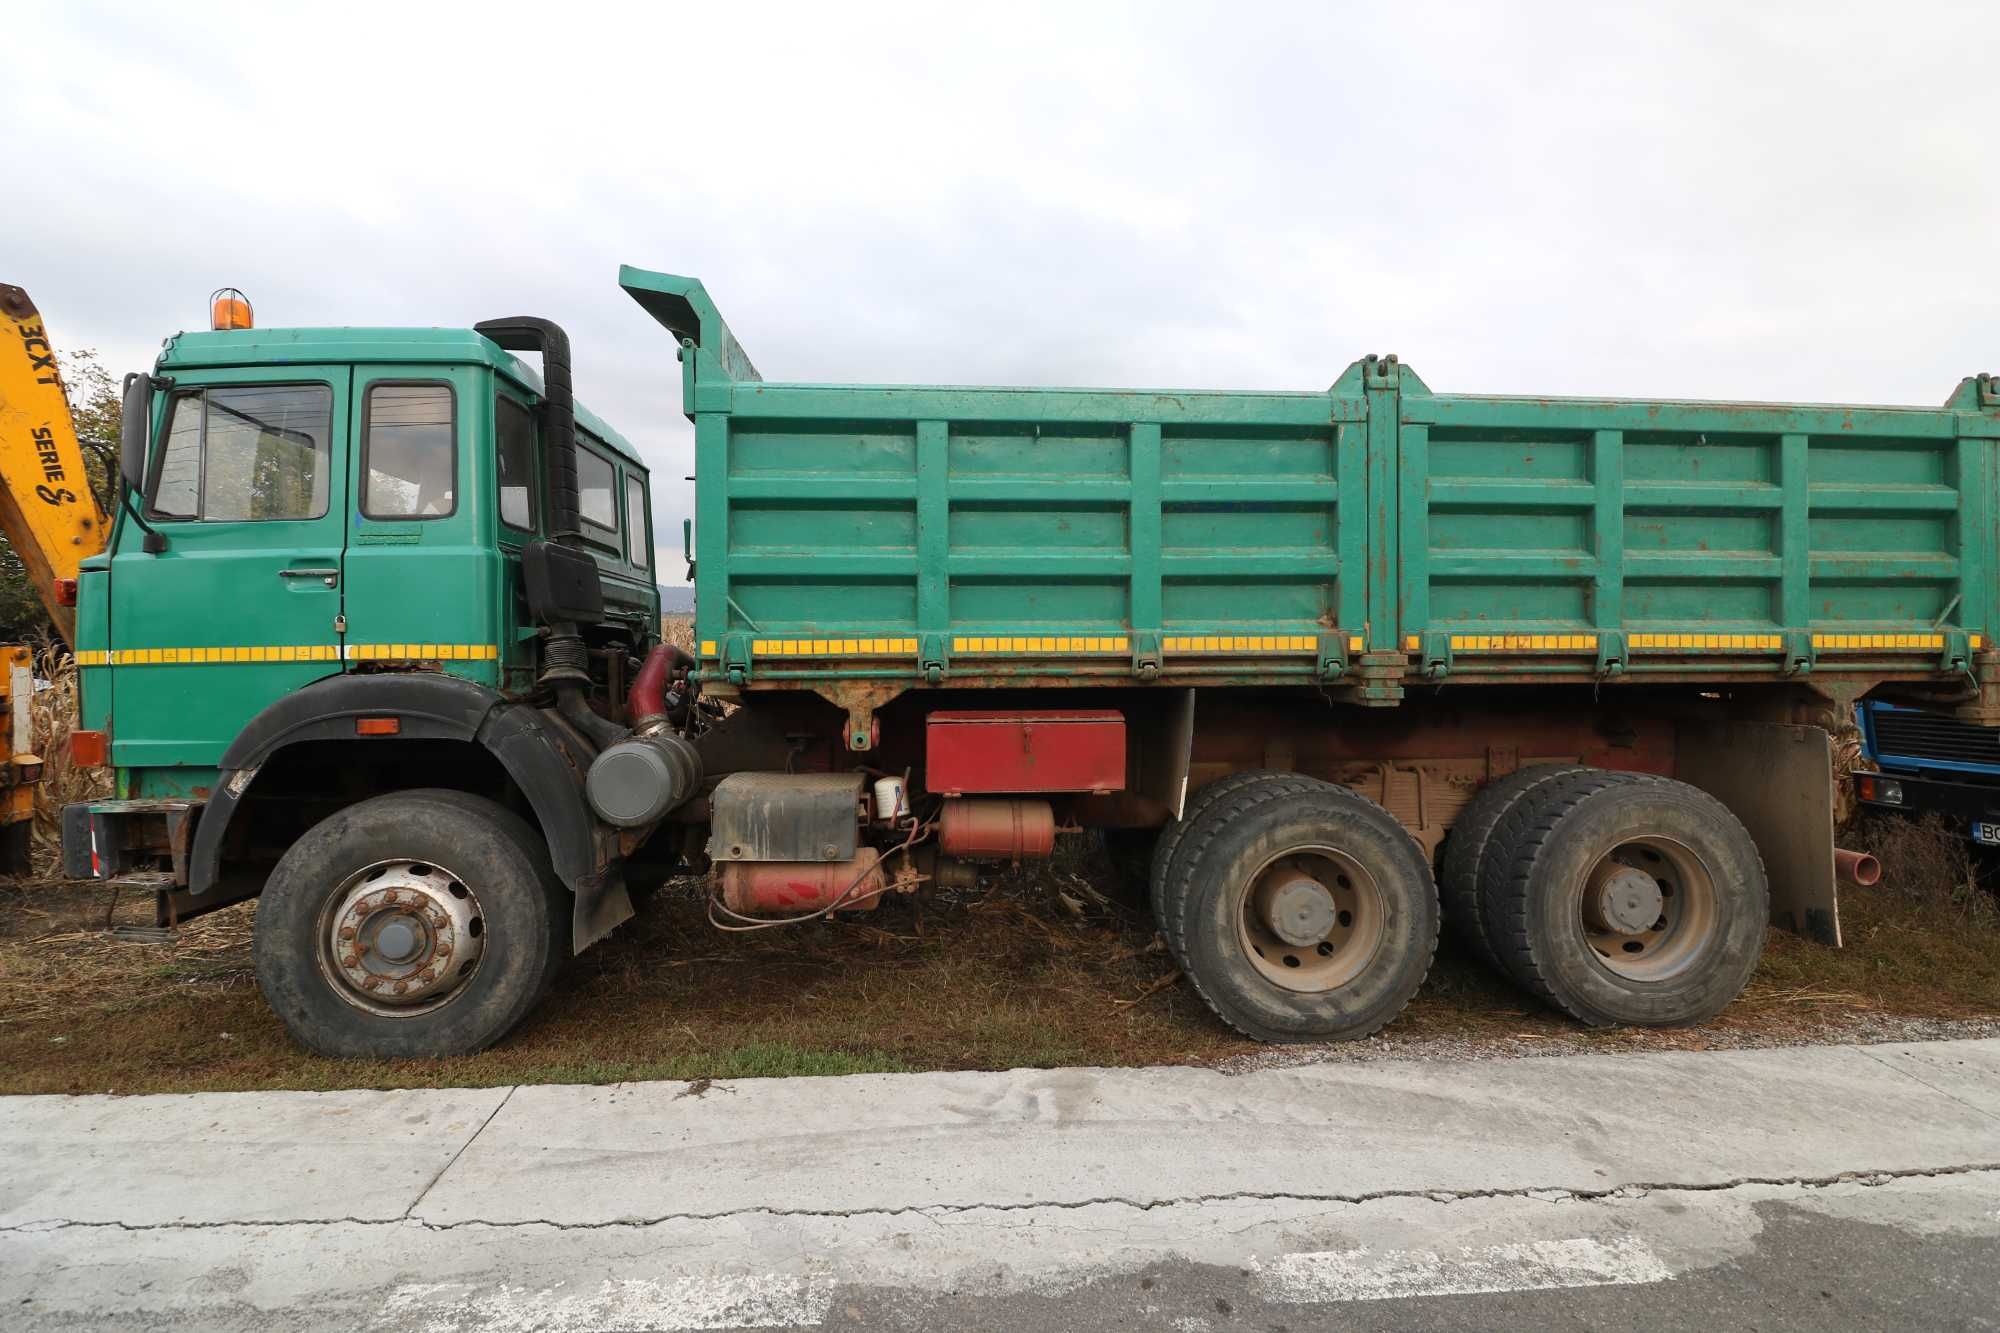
left=1238, top=849, right=1385, bottom=994
left=1585, top=864, right=1665, bottom=936
left=1263, top=875, right=1339, bottom=946
left=323, top=862, right=484, bottom=1012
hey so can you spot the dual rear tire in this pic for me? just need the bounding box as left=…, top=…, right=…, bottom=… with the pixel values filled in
left=1474, top=771, right=1768, bottom=1027
left=1153, top=766, right=1768, bottom=1041
left=1152, top=776, right=1438, bottom=1043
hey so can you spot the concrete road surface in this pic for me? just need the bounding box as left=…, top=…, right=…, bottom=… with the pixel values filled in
left=4, top=1039, right=1998, bottom=1331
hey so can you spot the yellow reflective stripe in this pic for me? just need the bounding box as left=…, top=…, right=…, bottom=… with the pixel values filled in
left=1159, top=634, right=1319, bottom=654
left=1629, top=633, right=1784, bottom=651
left=742, top=637, right=922, bottom=656
left=1448, top=634, right=1598, bottom=652
left=950, top=635, right=1133, bottom=654
left=1810, top=632, right=1945, bottom=652
left=345, top=644, right=499, bottom=661
left=94, top=644, right=495, bottom=665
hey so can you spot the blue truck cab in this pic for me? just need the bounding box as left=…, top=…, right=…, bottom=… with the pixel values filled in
left=1855, top=700, right=2000, bottom=845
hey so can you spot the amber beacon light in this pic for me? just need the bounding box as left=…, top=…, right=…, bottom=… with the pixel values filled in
left=209, top=287, right=254, bottom=331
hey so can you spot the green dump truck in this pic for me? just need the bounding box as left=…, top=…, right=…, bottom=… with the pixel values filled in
left=59, top=271, right=2000, bottom=1057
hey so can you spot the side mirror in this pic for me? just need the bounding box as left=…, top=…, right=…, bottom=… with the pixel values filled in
left=118, top=373, right=152, bottom=495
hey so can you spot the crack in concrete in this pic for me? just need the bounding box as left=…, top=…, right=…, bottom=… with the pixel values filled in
left=399, top=1084, right=516, bottom=1222
left=6, top=1162, right=1996, bottom=1236
left=1856, top=1048, right=2000, bottom=1125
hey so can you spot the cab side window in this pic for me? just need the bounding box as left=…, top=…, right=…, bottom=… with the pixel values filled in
left=577, top=442, right=618, bottom=537
left=147, top=384, right=333, bottom=521
left=362, top=383, right=456, bottom=519
left=496, top=395, right=537, bottom=531
left=624, top=474, right=650, bottom=569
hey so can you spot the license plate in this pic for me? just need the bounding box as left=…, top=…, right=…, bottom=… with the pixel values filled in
left=1973, top=822, right=2000, bottom=846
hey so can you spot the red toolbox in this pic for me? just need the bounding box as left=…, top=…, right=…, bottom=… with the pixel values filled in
left=925, top=710, right=1126, bottom=795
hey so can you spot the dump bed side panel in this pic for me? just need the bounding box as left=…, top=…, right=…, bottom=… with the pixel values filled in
left=1395, top=389, right=1995, bottom=678
left=666, top=304, right=1998, bottom=694
left=695, top=383, right=1370, bottom=684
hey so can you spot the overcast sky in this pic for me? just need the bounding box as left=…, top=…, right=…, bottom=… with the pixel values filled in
left=10, top=1, right=1995, bottom=578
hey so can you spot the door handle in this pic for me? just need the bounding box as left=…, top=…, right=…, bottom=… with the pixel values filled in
left=279, top=567, right=340, bottom=588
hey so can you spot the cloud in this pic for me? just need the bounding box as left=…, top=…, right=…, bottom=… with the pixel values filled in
left=10, top=0, right=1995, bottom=579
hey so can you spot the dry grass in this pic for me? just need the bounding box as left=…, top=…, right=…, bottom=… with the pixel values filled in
left=3, top=819, right=1996, bottom=1094
left=29, top=644, right=110, bottom=877
left=661, top=612, right=694, bottom=653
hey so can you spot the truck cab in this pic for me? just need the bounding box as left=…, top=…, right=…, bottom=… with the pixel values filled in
left=1855, top=700, right=2000, bottom=846
left=64, top=313, right=690, bottom=1057
left=76, top=326, right=658, bottom=771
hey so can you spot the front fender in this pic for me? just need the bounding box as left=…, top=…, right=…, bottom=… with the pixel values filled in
left=188, top=673, right=630, bottom=949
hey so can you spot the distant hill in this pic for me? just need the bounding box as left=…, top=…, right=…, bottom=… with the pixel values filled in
left=657, top=584, right=695, bottom=614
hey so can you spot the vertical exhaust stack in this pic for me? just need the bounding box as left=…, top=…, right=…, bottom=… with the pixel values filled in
left=474, top=316, right=581, bottom=547
left=473, top=316, right=614, bottom=742
left=475, top=314, right=705, bottom=818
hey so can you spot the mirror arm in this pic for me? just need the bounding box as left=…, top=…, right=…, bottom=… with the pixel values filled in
left=122, top=476, right=168, bottom=555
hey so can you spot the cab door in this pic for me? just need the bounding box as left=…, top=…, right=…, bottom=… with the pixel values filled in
left=108, top=368, right=349, bottom=768
left=341, top=366, right=501, bottom=684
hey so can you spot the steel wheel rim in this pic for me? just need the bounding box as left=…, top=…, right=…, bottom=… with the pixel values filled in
left=314, top=859, right=486, bottom=1017
left=1573, top=834, right=1718, bottom=982
left=1234, top=845, right=1386, bottom=993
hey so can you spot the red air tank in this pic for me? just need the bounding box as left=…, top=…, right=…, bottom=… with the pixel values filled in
left=938, top=798, right=1056, bottom=861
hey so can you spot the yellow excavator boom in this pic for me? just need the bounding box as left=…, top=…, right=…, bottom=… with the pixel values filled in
left=0, top=285, right=111, bottom=872
left=0, top=284, right=111, bottom=644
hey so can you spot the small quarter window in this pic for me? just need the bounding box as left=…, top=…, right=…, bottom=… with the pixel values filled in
left=149, top=392, right=203, bottom=518
left=363, top=383, right=456, bottom=519
left=496, top=395, right=536, bottom=530
left=146, top=384, right=332, bottom=521
left=625, top=475, right=650, bottom=568
left=577, top=443, right=617, bottom=532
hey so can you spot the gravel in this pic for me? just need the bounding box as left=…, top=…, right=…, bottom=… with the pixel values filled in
left=1211, top=1012, right=2000, bottom=1075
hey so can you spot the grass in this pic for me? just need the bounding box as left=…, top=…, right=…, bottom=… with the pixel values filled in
left=2, top=815, right=1997, bottom=1095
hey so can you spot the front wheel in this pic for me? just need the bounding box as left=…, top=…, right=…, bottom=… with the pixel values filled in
left=1170, top=782, right=1438, bottom=1042
left=254, top=789, right=568, bottom=1058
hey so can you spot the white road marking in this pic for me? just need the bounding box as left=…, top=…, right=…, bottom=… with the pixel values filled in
left=1255, top=1235, right=1675, bottom=1303
left=371, top=1274, right=831, bottom=1331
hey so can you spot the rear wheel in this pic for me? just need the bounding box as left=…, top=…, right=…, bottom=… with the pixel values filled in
left=1170, top=782, right=1438, bottom=1042
left=1438, top=764, right=1586, bottom=970
left=1481, top=774, right=1767, bottom=1027
left=254, top=789, right=569, bottom=1058
left=1150, top=770, right=1332, bottom=963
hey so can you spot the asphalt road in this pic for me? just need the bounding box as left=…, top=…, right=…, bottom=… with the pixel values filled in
left=4, top=1039, right=1998, bottom=1331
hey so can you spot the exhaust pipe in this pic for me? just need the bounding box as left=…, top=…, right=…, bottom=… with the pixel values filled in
left=474, top=316, right=580, bottom=545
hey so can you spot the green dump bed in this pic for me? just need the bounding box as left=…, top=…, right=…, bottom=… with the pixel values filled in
left=624, top=268, right=2000, bottom=696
